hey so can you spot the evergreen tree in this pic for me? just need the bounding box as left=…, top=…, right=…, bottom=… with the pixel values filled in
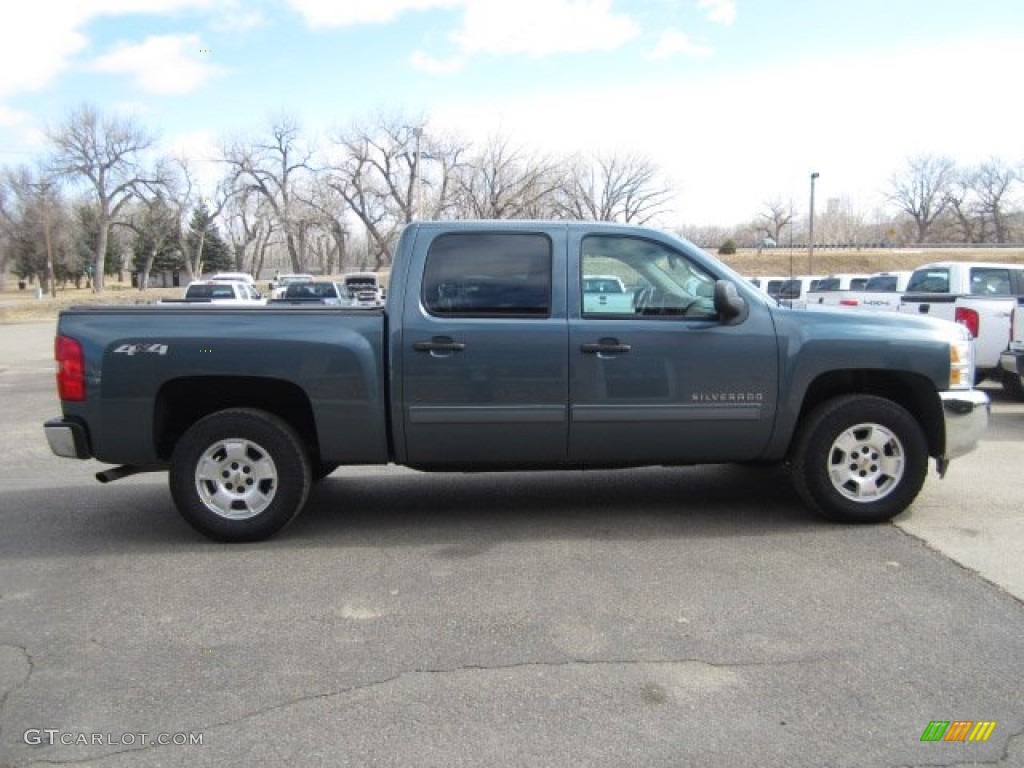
left=187, top=203, right=232, bottom=274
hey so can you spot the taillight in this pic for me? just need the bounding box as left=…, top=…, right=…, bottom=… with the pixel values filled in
left=839, top=299, right=859, bottom=306
left=55, top=335, right=86, bottom=401
left=954, top=306, right=980, bottom=339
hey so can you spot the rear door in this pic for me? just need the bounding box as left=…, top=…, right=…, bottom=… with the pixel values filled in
left=399, top=227, right=570, bottom=467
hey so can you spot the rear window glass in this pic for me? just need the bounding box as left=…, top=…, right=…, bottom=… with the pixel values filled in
left=907, top=269, right=949, bottom=293
left=969, top=268, right=1012, bottom=296
left=865, top=275, right=898, bottom=291
left=186, top=284, right=236, bottom=299
left=422, top=233, right=552, bottom=317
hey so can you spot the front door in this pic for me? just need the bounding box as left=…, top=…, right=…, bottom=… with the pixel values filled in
left=568, top=232, right=779, bottom=465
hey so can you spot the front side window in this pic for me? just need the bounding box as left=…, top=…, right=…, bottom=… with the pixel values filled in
left=581, top=235, right=717, bottom=319
left=422, top=233, right=552, bottom=317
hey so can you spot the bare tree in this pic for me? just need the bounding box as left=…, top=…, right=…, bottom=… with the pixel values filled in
left=886, top=154, right=955, bottom=243
left=221, top=116, right=314, bottom=272
left=46, top=104, right=162, bottom=292
left=451, top=133, right=562, bottom=219
left=327, top=114, right=434, bottom=268
left=972, top=158, right=1018, bottom=243
left=221, top=186, right=274, bottom=275
left=559, top=151, right=672, bottom=224
left=756, top=199, right=793, bottom=243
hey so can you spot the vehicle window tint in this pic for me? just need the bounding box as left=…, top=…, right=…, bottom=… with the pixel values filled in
left=865, top=275, right=897, bottom=291
left=907, top=269, right=949, bottom=293
left=850, top=278, right=869, bottom=290
left=423, top=233, right=552, bottom=317
left=970, top=268, right=1012, bottom=296
left=581, top=235, right=717, bottom=319
left=816, top=278, right=840, bottom=291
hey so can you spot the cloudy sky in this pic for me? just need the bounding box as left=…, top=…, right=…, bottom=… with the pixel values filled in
left=1, top=0, right=1022, bottom=225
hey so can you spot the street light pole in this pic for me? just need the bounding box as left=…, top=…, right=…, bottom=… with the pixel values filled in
left=808, top=172, right=819, bottom=275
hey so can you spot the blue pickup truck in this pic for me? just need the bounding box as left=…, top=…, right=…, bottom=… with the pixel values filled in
left=44, top=221, right=989, bottom=541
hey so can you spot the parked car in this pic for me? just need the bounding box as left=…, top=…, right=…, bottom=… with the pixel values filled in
left=209, top=272, right=256, bottom=285
left=775, top=276, right=819, bottom=309
left=803, top=273, right=871, bottom=307
left=162, top=280, right=265, bottom=305
left=44, top=220, right=987, bottom=542
left=343, top=272, right=386, bottom=308
left=269, top=281, right=351, bottom=306
left=900, top=261, right=1024, bottom=383
left=997, top=297, right=1024, bottom=400
left=748, top=275, right=790, bottom=299
left=582, top=274, right=634, bottom=314
left=270, top=274, right=315, bottom=299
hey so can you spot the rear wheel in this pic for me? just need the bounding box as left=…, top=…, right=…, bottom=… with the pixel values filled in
left=790, top=395, right=928, bottom=523
left=170, top=408, right=312, bottom=542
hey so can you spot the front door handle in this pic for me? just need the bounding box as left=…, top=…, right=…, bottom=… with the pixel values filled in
left=413, top=336, right=467, bottom=354
left=581, top=338, right=631, bottom=356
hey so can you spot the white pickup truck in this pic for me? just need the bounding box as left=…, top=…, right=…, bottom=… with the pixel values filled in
left=806, top=271, right=914, bottom=313
left=900, top=261, right=1024, bottom=382
left=804, top=273, right=871, bottom=308
left=998, top=297, right=1024, bottom=400
left=582, top=274, right=634, bottom=313
left=163, top=280, right=265, bottom=305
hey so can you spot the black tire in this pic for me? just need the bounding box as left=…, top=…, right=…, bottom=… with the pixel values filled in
left=789, top=395, right=928, bottom=524
left=1002, top=368, right=1024, bottom=402
left=170, top=408, right=312, bottom=542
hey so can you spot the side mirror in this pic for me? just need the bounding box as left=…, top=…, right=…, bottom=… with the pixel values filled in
left=714, top=280, right=748, bottom=325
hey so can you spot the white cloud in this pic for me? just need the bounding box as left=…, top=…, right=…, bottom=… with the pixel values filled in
left=698, top=0, right=737, bottom=25
left=453, top=0, right=640, bottom=57
left=286, top=0, right=459, bottom=27
left=410, top=51, right=465, bottom=75
left=647, top=30, right=713, bottom=60
left=91, top=35, right=222, bottom=94
left=0, top=0, right=217, bottom=99
left=429, top=37, right=1024, bottom=225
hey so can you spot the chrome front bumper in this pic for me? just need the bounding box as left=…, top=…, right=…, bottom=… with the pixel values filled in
left=938, top=390, right=990, bottom=467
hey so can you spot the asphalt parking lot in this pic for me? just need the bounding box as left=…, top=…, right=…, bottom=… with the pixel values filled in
left=1, top=321, right=1022, bottom=767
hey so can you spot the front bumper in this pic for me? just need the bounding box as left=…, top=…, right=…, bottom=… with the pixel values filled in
left=999, top=349, right=1023, bottom=376
left=939, top=390, right=990, bottom=463
left=44, top=418, right=92, bottom=459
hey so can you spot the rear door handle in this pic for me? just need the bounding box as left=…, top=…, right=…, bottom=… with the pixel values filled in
left=581, top=338, right=631, bottom=356
left=413, top=336, right=466, bottom=354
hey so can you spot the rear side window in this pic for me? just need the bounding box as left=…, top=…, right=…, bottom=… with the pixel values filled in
left=422, top=233, right=552, bottom=317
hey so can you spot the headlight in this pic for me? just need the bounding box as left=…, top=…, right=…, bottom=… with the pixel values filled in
left=948, top=334, right=975, bottom=390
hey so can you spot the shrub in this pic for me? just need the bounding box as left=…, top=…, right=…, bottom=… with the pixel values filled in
left=718, top=239, right=737, bottom=255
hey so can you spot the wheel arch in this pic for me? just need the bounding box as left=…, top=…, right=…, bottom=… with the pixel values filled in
left=790, top=370, right=944, bottom=459
left=154, top=376, right=320, bottom=462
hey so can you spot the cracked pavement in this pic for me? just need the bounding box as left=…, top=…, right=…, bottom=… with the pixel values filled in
left=1, top=321, right=1022, bottom=767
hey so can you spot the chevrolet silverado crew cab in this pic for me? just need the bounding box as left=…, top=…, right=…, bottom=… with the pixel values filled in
left=44, top=221, right=989, bottom=542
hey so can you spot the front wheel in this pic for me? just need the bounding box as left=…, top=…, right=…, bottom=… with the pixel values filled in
left=789, top=395, right=928, bottom=523
left=170, top=408, right=312, bottom=542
